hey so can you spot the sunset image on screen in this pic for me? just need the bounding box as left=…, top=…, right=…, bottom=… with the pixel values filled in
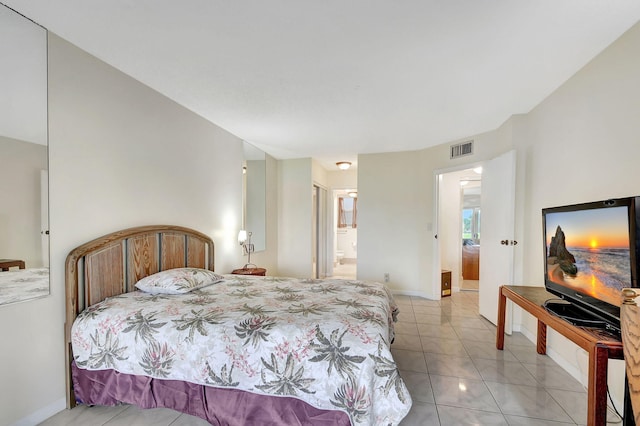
left=546, top=207, right=630, bottom=250
left=545, top=205, right=631, bottom=306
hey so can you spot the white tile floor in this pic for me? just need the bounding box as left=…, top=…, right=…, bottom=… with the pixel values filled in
left=393, top=291, right=598, bottom=426
left=41, top=291, right=610, bottom=425
left=461, top=279, right=479, bottom=291
left=331, top=262, right=357, bottom=279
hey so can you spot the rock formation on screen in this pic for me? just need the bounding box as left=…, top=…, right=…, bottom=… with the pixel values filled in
left=549, top=226, right=578, bottom=275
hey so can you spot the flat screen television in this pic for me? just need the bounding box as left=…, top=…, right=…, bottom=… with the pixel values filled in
left=542, top=196, right=640, bottom=334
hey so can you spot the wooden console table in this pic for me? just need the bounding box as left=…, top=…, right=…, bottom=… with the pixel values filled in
left=497, top=285, right=624, bottom=426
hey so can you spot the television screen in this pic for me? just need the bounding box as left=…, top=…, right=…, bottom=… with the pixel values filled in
left=542, top=198, right=637, bottom=330
left=545, top=205, right=631, bottom=308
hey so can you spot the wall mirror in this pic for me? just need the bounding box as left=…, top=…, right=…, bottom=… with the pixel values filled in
left=243, top=141, right=266, bottom=252
left=0, top=3, right=49, bottom=306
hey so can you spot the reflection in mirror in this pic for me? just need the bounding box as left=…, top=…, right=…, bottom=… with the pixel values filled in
left=0, top=3, right=49, bottom=306
left=243, top=141, right=266, bottom=252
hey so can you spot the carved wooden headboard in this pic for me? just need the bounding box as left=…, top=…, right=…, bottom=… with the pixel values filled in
left=64, top=225, right=214, bottom=407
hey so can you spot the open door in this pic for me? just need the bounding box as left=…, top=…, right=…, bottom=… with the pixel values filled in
left=479, top=150, right=516, bottom=327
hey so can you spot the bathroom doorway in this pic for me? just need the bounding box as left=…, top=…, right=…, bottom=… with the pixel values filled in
left=332, top=189, right=357, bottom=279
left=313, top=185, right=328, bottom=279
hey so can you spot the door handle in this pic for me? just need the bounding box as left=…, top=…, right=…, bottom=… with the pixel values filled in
left=501, top=239, right=517, bottom=245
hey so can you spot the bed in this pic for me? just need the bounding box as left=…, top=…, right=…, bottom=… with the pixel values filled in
left=65, top=225, right=411, bottom=425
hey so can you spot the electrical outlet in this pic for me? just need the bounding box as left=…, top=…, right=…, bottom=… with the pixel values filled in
left=384, top=273, right=390, bottom=282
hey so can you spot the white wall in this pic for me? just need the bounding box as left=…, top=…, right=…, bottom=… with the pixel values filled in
left=0, top=137, right=47, bottom=267
left=0, top=6, right=47, bottom=146
left=312, top=159, right=329, bottom=189
left=513, top=20, right=640, bottom=407
left=326, top=169, right=357, bottom=190
left=0, top=34, right=247, bottom=425
left=277, top=158, right=313, bottom=277
left=357, top=151, right=424, bottom=293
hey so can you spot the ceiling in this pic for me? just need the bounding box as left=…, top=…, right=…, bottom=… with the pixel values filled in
left=6, top=1, right=640, bottom=169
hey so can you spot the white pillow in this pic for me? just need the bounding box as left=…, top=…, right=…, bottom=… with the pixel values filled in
left=134, top=268, right=224, bottom=295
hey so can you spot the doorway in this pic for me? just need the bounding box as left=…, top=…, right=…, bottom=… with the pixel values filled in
left=461, top=178, right=481, bottom=291
left=332, top=189, right=357, bottom=279
left=435, top=150, right=516, bottom=326
left=436, top=167, right=482, bottom=293
left=313, top=185, right=328, bottom=279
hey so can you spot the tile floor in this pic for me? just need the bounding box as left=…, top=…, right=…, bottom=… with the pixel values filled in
left=41, top=291, right=607, bottom=426
left=460, top=279, right=479, bottom=291
left=331, top=261, right=357, bottom=279
left=391, top=291, right=599, bottom=425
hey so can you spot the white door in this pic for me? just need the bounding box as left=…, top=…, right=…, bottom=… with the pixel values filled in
left=479, top=150, right=516, bottom=326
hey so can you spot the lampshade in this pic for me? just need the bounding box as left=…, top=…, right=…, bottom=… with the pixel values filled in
left=238, top=230, right=247, bottom=245
left=336, top=161, right=351, bottom=170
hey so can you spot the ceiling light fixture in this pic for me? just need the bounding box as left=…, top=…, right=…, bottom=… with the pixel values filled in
left=348, top=191, right=357, bottom=198
left=336, top=161, right=351, bottom=170
left=473, top=167, right=483, bottom=174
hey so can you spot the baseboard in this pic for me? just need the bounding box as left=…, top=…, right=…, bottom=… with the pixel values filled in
left=11, top=398, right=65, bottom=426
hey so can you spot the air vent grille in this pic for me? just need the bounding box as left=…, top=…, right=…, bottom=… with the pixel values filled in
left=450, top=140, right=473, bottom=159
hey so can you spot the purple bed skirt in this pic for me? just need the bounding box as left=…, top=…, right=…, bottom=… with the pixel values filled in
left=72, top=363, right=351, bottom=425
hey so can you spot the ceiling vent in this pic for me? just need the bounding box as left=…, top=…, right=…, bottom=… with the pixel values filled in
left=450, top=140, right=474, bottom=159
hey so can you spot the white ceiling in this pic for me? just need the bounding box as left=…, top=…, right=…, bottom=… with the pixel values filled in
left=6, top=1, right=640, bottom=169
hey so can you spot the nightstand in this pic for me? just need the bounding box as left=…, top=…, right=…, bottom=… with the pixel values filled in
left=441, top=270, right=452, bottom=297
left=231, top=267, right=266, bottom=276
left=0, top=259, right=25, bottom=271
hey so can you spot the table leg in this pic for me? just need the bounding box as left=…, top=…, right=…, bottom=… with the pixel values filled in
left=588, top=343, right=609, bottom=426
left=537, top=320, right=547, bottom=355
left=497, top=286, right=506, bottom=350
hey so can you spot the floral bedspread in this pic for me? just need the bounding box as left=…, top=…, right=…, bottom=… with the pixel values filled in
left=71, top=275, right=412, bottom=425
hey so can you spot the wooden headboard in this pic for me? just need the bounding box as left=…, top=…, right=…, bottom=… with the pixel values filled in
left=64, top=225, right=214, bottom=407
